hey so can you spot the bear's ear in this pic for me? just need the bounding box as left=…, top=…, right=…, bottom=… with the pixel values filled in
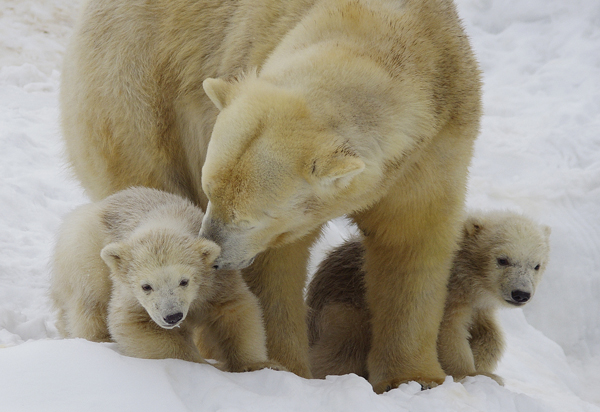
left=203, top=78, right=235, bottom=110
left=542, top=225, right=551, bottom=239
left=196, top=238, right=221, bottom=267
left=308, top=146, right=365, bottom=189
left=100, top=242, right=129, bottom=275
left=464, top=215, right=484, bottom=237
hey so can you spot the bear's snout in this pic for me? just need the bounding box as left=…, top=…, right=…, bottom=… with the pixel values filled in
left=164, top=312, right=184, bottom=325
left=510, top=290, right=531, bottom=304
left=213, top=255, right=255, bottom=271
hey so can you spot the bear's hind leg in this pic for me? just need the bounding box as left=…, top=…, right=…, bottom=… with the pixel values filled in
left=308, top=302, right=371, bottom=379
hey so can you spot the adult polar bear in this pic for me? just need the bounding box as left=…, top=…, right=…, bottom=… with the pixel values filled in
left=61, top=0, right=481, bottom=392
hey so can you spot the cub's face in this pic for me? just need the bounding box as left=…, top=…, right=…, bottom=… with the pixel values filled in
left=200, top=77, right=365, bottom=270
left=101, top=232, right=220, bottom=329
left=469, top=214, right=551, bottom=307
left=489, top=242, right=548, bottom=307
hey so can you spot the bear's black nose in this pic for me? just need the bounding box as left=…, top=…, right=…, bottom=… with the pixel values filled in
left=511, top=290, right=531, bottom=303
left=164, top=312, right=184, bottom=325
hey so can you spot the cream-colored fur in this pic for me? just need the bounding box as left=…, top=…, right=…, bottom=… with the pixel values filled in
left=306, top=211, right=550, bottom=385
left=438, top=211, right=550, bottom=384
left=61, top=0, right=481, bottom=389
left=50, top=187, right=276, bottom=372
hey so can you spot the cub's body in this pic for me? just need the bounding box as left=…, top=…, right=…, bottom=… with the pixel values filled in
left=307, top=211, right=550, bottom=384
left=51, top=187, right=272, bottom=371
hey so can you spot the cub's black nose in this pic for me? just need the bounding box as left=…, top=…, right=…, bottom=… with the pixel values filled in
left=511, top=290, right=531, bottom=303
left=164, top=312, right=183, bottom=325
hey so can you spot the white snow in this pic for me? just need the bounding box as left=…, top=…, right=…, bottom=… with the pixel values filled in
left=0, top=0, right=599, bottom=410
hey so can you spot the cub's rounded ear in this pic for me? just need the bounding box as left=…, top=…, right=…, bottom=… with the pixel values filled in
left=100, top=242, right=129, bottom=274
left=464, top=215, right=484, bottom=237
left=307, top=146, right=365, bottom=189
left=542, top=225, right=551, bottom=239
left=196, top=238, right=221, bottom=267
left=203, top=78, right=234, bottom=111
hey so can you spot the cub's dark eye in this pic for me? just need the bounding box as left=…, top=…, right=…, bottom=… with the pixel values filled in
left=141, top=284, right=153, bottom=292
left=179, top=279, right=189, bottom=287
left=534, top=264, right=541, bottom=271
left=497, top=258, right=510, bottom=267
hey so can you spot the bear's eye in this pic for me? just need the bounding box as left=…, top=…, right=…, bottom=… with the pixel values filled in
left=141, top=284, right=153, bottom=292
left=534, top=264, right=541, bottom=271
left=179, top=279, right=189, bottom=287
left=497, top=258, right=510, bottom=267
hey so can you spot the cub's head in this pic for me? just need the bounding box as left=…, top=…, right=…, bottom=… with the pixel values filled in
left=464, top=211, right=551, bottom=307
left=200, top=75, right=365, bottom=270
left=100, top=230, right=220, bottom=329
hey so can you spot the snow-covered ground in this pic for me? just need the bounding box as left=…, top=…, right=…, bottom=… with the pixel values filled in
left=0, top=0, right=599, bottom=410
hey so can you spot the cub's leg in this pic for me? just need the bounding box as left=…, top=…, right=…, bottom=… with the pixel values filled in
left=51, top=203, right=112, bottom=342
left=107, top=297, right=205, bottom=363
left=200, top=272, right=282, bottom=372
left=65, top=300, right=112, bottom=343
left=437, top=305, right=477, bottom=380
left=241, top=230, right=321, bottom=378
left=469, top=310, right=505, bottom=385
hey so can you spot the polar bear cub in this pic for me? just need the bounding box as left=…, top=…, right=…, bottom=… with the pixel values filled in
left=306, top=210, right=550, bottom=384
left=51, top=187, right=274, bottom=372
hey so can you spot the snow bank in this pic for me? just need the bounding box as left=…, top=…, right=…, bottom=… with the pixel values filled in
left=0, top=310, right=595, bottom=412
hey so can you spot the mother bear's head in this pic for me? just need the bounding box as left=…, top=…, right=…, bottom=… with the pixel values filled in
left=199, top=75, right=366, bottom=270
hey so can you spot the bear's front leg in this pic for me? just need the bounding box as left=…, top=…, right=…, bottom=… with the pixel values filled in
left=362, top=244, right=448, bottom=392
left=354, top=196, right=458, bottom=392
left=241, top=231, right=320, bottom=378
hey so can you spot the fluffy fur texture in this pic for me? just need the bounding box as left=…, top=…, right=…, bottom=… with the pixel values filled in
left=61, top=0, right=481, bottom=390
left=50, top=187, right=276, bottom=372
left=306, top=211, right=550, bottom=385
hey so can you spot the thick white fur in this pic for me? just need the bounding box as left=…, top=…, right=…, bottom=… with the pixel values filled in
left=438, top=210, right=551, bottom=384
left=306, top=211, right=551, bottom=386
left=61, top=0, right=481, bottom=390
left=50, top=187, right=276, bottom=372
